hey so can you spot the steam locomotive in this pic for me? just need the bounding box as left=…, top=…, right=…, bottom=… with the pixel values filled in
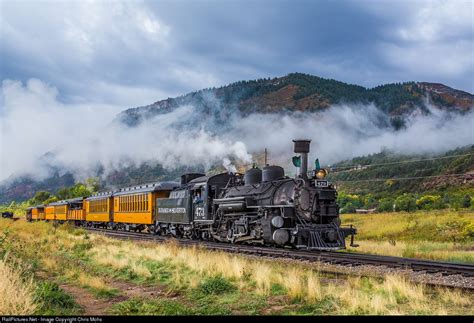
left=155, top=139, right=356, bottom=249
left=26, top=139, right=356, bottom=250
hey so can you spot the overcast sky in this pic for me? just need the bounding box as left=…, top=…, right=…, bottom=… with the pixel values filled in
left=1, top=0, right=473, bottom=109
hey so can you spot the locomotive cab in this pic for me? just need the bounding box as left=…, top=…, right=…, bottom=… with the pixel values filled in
left=190, top=182, right=206, bottom=221
left=188, top=173, right=234, bottom=222
left=155, top=173, right=233, bottom=238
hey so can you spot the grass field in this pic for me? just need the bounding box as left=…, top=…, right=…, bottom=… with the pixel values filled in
left=342, top=210, right=474, bottom=263
left=0, top=218, right=472, bottom=315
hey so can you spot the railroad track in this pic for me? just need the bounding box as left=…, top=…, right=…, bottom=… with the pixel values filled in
left=85, top=227, right=474, bottom=278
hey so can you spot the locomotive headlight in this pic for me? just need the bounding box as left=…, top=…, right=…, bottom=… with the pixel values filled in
left=315, top=169, right=328, bottom=179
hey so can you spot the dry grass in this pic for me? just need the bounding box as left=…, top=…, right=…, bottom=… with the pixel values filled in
left=336, top=274, right=451, bottom=315
left=342, top=210, right=474, bottom=263
left=96, top=255, right=130, bottom=269
left=382, top=274, right=425, bottom=303
left=342, top=210, right=474, bottom=242
left=305, top=273, right=322, bottom=303
left=88, top=237, right=473, bottom=314
left=170, top=267, right=200, bottom=290
left=130, top=262, right=152, bottom=278
left=437, top=287, right=472, bottom=306
left=279, top=268, right=306, bottom=301
left=346, top=240, right=474, bottom=264
left=78, top=273, right=109, bottom=290
left=252, top=263, right=273, bottom=295
left=42, top=257, right=60, bottom=271
left=2, top=218, right=473, bottom=315
left=0, top=257, right=37, bottom=315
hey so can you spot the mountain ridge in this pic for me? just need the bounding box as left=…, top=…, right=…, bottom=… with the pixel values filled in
left=118, top=73, right=473, bottom=127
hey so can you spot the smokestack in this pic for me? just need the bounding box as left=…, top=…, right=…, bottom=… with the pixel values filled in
left=293, top=139, right=311, bottom=179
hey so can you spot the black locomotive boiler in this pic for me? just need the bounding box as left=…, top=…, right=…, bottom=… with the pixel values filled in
left=155, top=140, right=356, bottom=250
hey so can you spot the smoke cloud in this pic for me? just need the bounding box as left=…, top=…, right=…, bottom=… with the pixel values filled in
left=1, top=78, right=473, bottom=184
left=230, top=104, right=474, bottom=167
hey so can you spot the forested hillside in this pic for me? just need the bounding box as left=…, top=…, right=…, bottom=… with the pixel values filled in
left=118, top=73, right=472, bottom=127
left=327, top=146, right=474, bottom=213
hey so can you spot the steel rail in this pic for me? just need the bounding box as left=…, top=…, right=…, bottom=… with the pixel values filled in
left=84, top=227, right=474, bottom=278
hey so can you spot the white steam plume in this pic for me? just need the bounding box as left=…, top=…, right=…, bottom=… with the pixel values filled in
left=228, top=104, right=474, bottom=167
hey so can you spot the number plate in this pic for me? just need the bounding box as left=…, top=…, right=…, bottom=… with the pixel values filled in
left=194, top=207, right=205, bottom=219
left=315, top=180, right=329, bottom=188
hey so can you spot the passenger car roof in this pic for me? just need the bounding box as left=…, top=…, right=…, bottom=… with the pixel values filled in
left=86, top=191, right=114, bottom=201
left=48, top=197, right=84, bottom=206
left=113, top=181, right=180, bottom=196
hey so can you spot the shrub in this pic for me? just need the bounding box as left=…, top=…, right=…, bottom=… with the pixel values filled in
left=338, top=193, right=363, bottom=214
left=394, top=194, right=417, bottom=212
left=341, top=202, right=357, bottom=214
left=34, top=281, right=78, bottom=315
left=109, top=298, right=192, bottom=315
left=198, top=276, right=234, bottom=295
left=435, top=221, right=469, bottom=243
left=462, top=195, right=472, bottom=208
left=363, top=194, right=378, bottom=209
left=461, top=223, right=474, bottom=240
left=377, top=198, right=394, bottom=212
left=416, top=195, right=441, bottom=210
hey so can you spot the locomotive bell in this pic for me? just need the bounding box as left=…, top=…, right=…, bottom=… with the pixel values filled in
left=293, top=139, right=311, bottom=179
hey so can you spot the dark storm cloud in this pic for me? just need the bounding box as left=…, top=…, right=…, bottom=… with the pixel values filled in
left=0, top=0, right=472, bottom=108
left=145, top=0, right=388, bottom=86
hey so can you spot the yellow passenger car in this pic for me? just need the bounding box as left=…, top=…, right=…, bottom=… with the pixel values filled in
left=38, top=205, right=46, bottom=220
left=50, top=201, right=68, bottom=221
left=45, top=205, right=55, bottom=221
left=66, top=197, right=86, bottom=222
left=85, top=192, right=113, bottom=226
left=113, top=182, right=178, bottom=231
left=31, top=205, right=45, bottom=220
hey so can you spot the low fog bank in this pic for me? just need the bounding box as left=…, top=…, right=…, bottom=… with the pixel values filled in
left=1, top=78, right=473, bottom=184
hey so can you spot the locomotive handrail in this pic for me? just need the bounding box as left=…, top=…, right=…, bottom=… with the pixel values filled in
left=247, top=204, right=294, bottom=208
left=213, top=197, right=246, bottom=203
